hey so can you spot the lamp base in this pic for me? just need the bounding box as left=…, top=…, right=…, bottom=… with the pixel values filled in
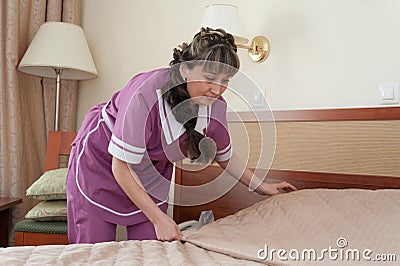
left=54, top=68, right=63, bottom=131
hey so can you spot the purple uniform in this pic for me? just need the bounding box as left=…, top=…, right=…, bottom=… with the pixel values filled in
left=66, top=68, right=232, bottom=241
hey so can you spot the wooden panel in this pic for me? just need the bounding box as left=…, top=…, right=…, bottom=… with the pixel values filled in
left=0, top=198, right=22, bottom=212
left=267, top=169, right=400, bottom=189
left=0, top=210, right=9, bottom=247
left=173, top=165, right=400, bottom=223
left=227, top=106, right=400, bottom=122
left=45, top=131, right=77, bottom=171
left=174, top=165, right=267, bottom=224
left=13, top=231, right=23, bottom=246
left=14, top=232, right=69, bottom=246
left=273, top=107, right=400, bottom=121
left=173, top=161, right=183, bottom=223
left=0, top=198, right=22, bottom=247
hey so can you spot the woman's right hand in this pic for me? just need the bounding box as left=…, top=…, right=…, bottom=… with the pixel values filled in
left=153, top=213, right=183, bottom=241
left=112, top=157, right=182, bottom=242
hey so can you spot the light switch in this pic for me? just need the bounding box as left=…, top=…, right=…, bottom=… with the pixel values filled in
left=253, top=92, right=261, bottom=106
left=381, top=86, right=394, bottom=100
left=379, top=83, right=399, bottom=104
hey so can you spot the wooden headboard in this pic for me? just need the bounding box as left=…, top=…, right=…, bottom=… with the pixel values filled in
left=173, top=107, right=400, bottom=224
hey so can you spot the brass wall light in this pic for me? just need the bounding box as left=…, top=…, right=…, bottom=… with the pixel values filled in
left=199, top=4, right=270, bottom=63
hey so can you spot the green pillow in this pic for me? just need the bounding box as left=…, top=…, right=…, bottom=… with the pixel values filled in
left=25, top=200, right=67, bottom=221
left=26, top=168, right=68, bottom=200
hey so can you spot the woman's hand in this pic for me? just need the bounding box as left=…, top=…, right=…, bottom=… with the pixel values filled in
left=112, top=157, right=182, bottom=242
left=255, top=181, right=297, bottom=195
left=153, top=212, right=183, bottom=242
left=217, top=153, right=297, bottom=196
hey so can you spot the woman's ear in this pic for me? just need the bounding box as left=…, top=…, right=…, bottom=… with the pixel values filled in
left=179, top=63, right=189, bottom=79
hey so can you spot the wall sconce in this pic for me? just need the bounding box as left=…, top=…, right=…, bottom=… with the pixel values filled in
left=200, top=4, right=270, bottom=63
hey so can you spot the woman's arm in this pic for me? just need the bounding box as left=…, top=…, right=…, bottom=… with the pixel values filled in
left=217, top=152, right=297, bottom=195
left=112, top=157, right=182, bottom=241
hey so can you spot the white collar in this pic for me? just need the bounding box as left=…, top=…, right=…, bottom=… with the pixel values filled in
left=156, top=89, right=211, bottom=145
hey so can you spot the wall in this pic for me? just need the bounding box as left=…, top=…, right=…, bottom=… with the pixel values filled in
left=78, top=0, right=400, bottom=127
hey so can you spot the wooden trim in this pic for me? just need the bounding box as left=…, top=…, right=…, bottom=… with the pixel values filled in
left=14, top=231, right=69, bottom=246
left=45, top=131, right=77, bottom=171
left=0, top=198, right=22, bottom=212
left=59, top=132, right=77, bottom=155
left=0, top=197, right=21, bottom=247
left=13, top=231, right=23, bottom=246
left=0, top=209, right=10, bottom=247
left=227, top=106, right=400, bottom=122
left=175, top=166, right=400, bottom=189
left=173, top=165, right=400, bottom=223
left=173, top=165, right=268, bottom=223
left=266, top=169, right=400, bottom=189
left=45, top=131, right=61, bottom=171
left=173, top=161, right=184, bottom=224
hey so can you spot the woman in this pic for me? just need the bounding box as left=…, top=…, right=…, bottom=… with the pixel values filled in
left=66, top=27, right=296, bottom=244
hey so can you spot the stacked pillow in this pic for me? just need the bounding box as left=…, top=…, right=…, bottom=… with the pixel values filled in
left=25, top=168, right=68, bottom=221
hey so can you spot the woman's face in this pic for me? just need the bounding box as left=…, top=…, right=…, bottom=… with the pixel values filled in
left=180, top=64, right=232, bottom=106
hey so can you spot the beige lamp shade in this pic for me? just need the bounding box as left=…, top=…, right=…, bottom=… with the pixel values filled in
left=199, top=4, right=249, bottom=45
left=18, top=22, right=97, bottom=80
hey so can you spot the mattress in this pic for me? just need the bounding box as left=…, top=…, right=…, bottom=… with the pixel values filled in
left=1, top=189, right=399, bottom=265
left=0, top=240, right=259, bottom=265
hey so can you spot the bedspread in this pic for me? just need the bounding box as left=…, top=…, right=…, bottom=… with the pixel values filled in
left=1, top=189, right=399, bottom=265
left=184, top=189, right=400, bottom=265
left=0, top=240, right=260, bottom=265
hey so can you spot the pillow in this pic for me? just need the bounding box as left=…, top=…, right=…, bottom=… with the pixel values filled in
left=25, top=200, right=67, bottom=221
left=26, top=168, right=68, bottom=200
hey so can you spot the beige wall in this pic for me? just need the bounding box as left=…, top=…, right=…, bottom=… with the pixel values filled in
left=78, top=0, right=400, bottom=128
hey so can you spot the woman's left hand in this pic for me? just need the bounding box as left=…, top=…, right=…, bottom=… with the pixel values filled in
left=255, top=182, right=298, bottom=195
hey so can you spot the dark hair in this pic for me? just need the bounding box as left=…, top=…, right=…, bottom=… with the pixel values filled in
left=161, top=27, right=240, bottom=163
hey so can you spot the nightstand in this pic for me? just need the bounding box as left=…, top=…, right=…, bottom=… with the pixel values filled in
left=0, top=197, right=22, bottom=247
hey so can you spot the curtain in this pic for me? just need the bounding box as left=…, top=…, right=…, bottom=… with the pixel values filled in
left=0, top=0, right=81, bottom=245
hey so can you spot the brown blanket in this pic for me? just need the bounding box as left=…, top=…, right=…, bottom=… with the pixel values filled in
left=184, top=189, right=400, bottom=265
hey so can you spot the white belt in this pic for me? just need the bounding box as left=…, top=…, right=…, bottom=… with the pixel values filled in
left=101, top=102, right=114, bottom=133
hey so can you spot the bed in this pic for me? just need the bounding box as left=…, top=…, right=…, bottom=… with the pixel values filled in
left=1, top=107, right=399, bottom=265
left=1, top=181, right=399, bottom=265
